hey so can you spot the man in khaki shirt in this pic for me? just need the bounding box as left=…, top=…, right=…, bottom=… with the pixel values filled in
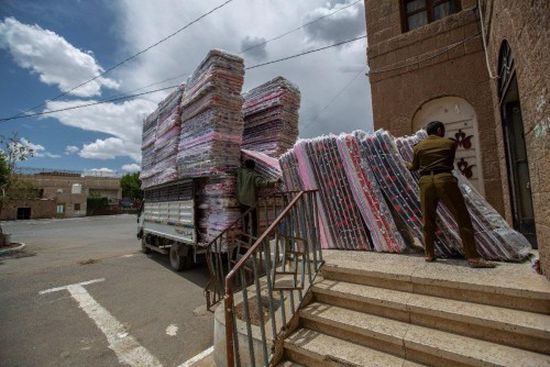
left=237, top=159, right=278, bottom=236
left=408, top=121, right=494, bottom=268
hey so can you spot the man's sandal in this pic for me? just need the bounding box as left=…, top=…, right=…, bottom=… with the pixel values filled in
left=468, top=258, right=496, bottom=268
left=425, top=256, right=436, bottom=262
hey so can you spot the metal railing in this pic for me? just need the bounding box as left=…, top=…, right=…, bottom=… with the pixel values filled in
left=204, top=191, right=293, bottom=310
left=224, top=190, right=322, bottom=367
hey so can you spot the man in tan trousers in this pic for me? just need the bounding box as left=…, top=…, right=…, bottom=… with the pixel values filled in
left=408, top=121, right=494, bottom=268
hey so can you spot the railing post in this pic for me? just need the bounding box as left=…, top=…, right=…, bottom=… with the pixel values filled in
left=224, top=291, right=236, bottom=367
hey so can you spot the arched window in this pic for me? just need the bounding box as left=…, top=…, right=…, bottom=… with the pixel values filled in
left=498, top=40, right=514, bottom=99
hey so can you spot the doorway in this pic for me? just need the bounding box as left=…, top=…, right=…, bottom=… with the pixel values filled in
left=499, top=41, right=537, bottom=247
left=17, top=207, right=31, bottom=220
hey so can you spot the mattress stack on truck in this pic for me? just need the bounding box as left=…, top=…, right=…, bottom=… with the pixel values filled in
left=242, top=77, right=301, bottom=158
left=154, top=86, right=185, bottom=186
left=140, top=109, right=159, bottom=189
left=176, top=49, right=245, bottom=178
left=175, top=50, right=245, bottom=242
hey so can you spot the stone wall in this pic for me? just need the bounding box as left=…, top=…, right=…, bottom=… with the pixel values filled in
left=0, top=199, right=56, bottom=220
left=482, top=0, right=550, bottom=277
left=16, top=174, right=121, bottom=218
left=364, top=0, right=505, bottom=213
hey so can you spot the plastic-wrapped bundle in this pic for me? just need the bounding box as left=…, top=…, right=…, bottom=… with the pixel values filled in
left=141, top=85, right=185, bottom=187
left=356, top=130, right=462, bottom=257
left=281, top=135, right=372, bottom=250
left=195, top=175, right=241, bottom=243
left=242, top=77, right=300, bottom=157
left=337, top=134, right=407, bottom=253
left=241, top=149, right=281, bottom=181
left=140, top=108, right=159, bottom=188
left=177, top=50, right=245, bottom=178
left=395, top=130, right=531, bottom=261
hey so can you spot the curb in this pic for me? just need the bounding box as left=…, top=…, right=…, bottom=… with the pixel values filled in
left=0, top=242, right=26, bottom=255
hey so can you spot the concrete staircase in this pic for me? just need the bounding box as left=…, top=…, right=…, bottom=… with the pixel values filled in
left=278, top=251, right=550, bottom=367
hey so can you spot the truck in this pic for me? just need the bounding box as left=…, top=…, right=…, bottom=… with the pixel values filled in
left=137, top=179, right=198, bottom=271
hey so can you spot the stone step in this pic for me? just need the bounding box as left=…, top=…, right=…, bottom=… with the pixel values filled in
left=300, top=302, right=550, bottom=367
left=313, top=279, right=550, bottom=354
left=284, top=328, right=427, bottom=367
left=276, top=361, right=304, bottom=367
left=321, top=260, right=550, bottom=314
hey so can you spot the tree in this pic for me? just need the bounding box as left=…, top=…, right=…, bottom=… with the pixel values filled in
left=121, top=172, right=142, bottom=202
left=0, top=134, right=35, bottom=242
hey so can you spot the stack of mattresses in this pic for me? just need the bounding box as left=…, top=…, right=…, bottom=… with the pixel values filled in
left=140, top=109, right=159, bottom=189
left=154, top=85, right=185, bottom=185
left=395, top=130, right=531, bottom=261
left=177, top=49, right=245, bottom=178
left=241, top=149, right=281, bottom=181
left=201, top=176, right=241, bottom=243
left=280, top=129, right=531, bottom=261
left=242, top=77, right=300, bottom=158
left=280, top=134, right=405, bottom=252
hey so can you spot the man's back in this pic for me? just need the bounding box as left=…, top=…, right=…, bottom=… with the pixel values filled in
left=237, top=167, right=264, bottom=207
left=412, top=135, right=456, bottom=175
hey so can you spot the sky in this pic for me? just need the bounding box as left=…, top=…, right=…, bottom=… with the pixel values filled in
left=0, top=0, right=373, bottom=174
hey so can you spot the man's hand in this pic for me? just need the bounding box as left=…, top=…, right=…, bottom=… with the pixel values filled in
left=406, top=162, right=414, bottom=171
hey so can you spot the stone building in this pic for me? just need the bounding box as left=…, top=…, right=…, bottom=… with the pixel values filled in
left=364, top=0, right=549, bottom=276
left=1, top=170, right=122, bottom=220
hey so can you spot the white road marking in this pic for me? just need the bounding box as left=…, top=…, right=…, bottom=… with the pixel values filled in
left=165, top=324, right=178, bottom=337
left=121, top=254, right=135, bottom=258
left=177, top=346, right=214, bottom=367
left=39, top=279, right=163, bottom=367
left=39, top=278, right=106, bottom=295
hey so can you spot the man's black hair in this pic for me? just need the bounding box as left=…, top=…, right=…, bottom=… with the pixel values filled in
left=244, top=159, right=256, bottom=169
left=426, top=121, right=445, bottom=135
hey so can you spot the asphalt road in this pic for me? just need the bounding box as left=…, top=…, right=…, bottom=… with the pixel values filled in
left=0, top=215, right=214, bottom=367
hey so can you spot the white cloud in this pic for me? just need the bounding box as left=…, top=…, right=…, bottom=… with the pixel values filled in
left=0, top=17, right=119, bottom=97
left=121, top=163, right=141, bottom=172
left=43, top=98, right=156, bottom=161
left=15, top=138, right=61, bottom=159
left=111, top=0, right=373, bottom=138
left=84, top=167, right=118, bottom=177
left=79, top=137, right=141, bottom=161
left=32, top=0, right=372, bottom=170
left=64, top=145, right=80, bottom=155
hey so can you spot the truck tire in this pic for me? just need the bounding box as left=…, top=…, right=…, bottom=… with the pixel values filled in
left=141, top=236, right=151, bottom=254
left=169, top=245, right=185, bottom=271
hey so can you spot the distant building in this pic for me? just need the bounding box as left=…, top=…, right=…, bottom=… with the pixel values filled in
left=363, top=0, right=549, bottom=275
left=0, top=169, right=122, bottom=220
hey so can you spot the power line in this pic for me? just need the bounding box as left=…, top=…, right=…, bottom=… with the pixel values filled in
left=106, top=72, right=188, bottom=100
left=302, top=67, right=365, bottom=129
left=0, top=85, right=179, bottom=122
left=1, top=35, right=368, bottom=122
left=246, top=34, right=366, bottom=70
left=239, top=0, right=362, bottom=55
left=10, top=0, right=236, bottom=118
left=367, top=32, right=481, bottom=75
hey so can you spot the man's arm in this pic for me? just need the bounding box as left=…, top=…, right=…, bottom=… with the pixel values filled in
left=254, top=175, right=279, bottom=188
left=407, top=146, right=420, bottom=171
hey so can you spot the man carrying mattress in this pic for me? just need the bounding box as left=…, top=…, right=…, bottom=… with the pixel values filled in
left=407, top=121, right=494, bottom=268
left=237, top=159, right=279, bottom=238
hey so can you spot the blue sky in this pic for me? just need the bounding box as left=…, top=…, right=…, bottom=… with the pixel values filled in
left=0, top=0, right=372, bottom=174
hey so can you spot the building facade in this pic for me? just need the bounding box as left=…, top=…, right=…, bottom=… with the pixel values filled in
left=2, top=171, right=122, bottom=220
left=364, top=0, right=549, bottom=276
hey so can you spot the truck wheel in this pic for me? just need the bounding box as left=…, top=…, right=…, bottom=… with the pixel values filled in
left=169, top=245, right=185, bottom=271
left=141, top=236, right=151, bottom=254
